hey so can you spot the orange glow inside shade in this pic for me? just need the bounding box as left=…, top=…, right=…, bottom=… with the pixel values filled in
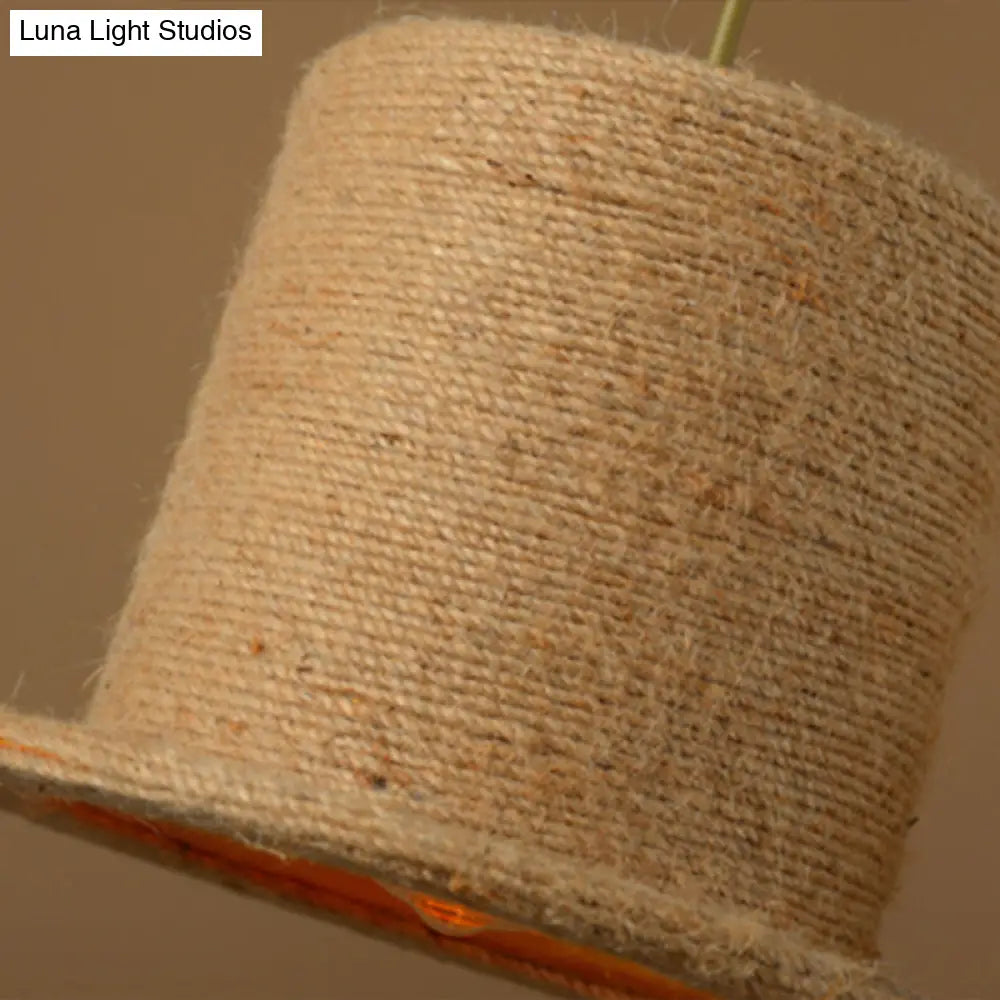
left=0, top=737, right=59, bottom=760
left=409, top=893, right=496, bottom=932
left=23, top=796, right=723, bottom=1000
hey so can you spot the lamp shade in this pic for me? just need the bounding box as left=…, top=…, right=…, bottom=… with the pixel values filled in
left=3, top=16, right=999, bottom=1000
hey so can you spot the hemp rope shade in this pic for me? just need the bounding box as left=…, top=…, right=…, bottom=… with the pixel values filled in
left=3, top=17, right=999, bottom=1000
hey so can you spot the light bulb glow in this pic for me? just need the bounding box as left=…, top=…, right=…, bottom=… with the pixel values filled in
left=376, top=879, right=513, bottom=937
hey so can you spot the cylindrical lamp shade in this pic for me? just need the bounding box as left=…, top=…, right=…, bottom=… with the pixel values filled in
left=2, top=17, right=999, bottom=1000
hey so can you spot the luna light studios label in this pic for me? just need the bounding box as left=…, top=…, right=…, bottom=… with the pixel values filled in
left=10, top=9, right=263, bottom=56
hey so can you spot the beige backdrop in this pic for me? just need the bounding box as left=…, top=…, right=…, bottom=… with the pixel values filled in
left=1, top=2, right=998, bottom=998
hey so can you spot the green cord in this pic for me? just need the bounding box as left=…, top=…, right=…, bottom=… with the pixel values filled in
left=707, top=0, right=753, bottom=67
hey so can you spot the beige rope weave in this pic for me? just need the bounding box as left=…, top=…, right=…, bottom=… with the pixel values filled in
left=2, top=16, right=998, bottom=1000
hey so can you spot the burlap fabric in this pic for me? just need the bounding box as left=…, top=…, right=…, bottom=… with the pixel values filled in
left=2, top=16, right=999, bottom=1000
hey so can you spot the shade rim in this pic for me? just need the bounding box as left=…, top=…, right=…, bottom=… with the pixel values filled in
left=0, top=709, right=915, bottom=1000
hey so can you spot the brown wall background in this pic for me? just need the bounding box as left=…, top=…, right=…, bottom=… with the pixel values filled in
left=1, top=2, right=998, bottom=998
